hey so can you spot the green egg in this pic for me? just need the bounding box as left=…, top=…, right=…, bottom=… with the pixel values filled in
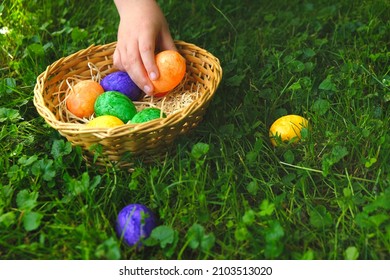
left=94, top=91, right=137, bottom=123
left=131, top=108, right=166, bottom=123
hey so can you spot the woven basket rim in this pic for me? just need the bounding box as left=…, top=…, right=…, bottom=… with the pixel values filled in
left=33, top=40, right=222, bottom=135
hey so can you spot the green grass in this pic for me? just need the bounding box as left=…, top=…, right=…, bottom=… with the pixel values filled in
left=0, top=0, right=389, bottom=260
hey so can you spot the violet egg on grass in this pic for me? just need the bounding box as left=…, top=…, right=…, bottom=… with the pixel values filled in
left=115, top=204, right=156, bottom=247
left=100, top=71, right=141, bottom=101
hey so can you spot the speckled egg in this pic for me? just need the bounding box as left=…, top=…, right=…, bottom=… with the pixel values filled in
left=100, top=71, right=141, bottom=101
left=131, top=108, right=166, bottom=124
left=94, top=90, right=137, bottom=123
left=115, top=204, right=156, bottom=247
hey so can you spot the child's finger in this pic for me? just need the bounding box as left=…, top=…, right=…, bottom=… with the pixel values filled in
left=114, top=44, right=154, bottom=95
left=139, top=31, right=159, bottom=82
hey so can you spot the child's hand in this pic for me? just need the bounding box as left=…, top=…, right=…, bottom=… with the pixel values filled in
left=113, top=0, right=176, bottom=95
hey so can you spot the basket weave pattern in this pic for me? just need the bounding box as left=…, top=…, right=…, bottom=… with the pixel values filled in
left=34, top=41, right=222, bottom=168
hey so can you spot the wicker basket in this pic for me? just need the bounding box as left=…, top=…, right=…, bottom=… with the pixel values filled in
left=33, top=41, right=222, bottom=169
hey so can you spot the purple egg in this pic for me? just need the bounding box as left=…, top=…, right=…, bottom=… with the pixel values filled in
left=100, top=71, right=141, bottom=101
left=115, top=204, right=156, bottom=247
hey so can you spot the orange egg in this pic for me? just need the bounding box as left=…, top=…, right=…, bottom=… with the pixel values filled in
left=66, top=80, right=104, bottom=118
left=152, top=50, right=186, bottom=94
left=153, top=91, right=169, bottom=98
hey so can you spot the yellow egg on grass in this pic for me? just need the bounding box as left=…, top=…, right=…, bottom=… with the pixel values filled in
left=86, top=115, right=124, bottom=128
left=269, top=115, right=308, bottom=146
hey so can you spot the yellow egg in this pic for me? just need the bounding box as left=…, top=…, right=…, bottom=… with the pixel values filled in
left=86, top=115, right=124, bottom=128
left=269, top=115, right=308, bottom=146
